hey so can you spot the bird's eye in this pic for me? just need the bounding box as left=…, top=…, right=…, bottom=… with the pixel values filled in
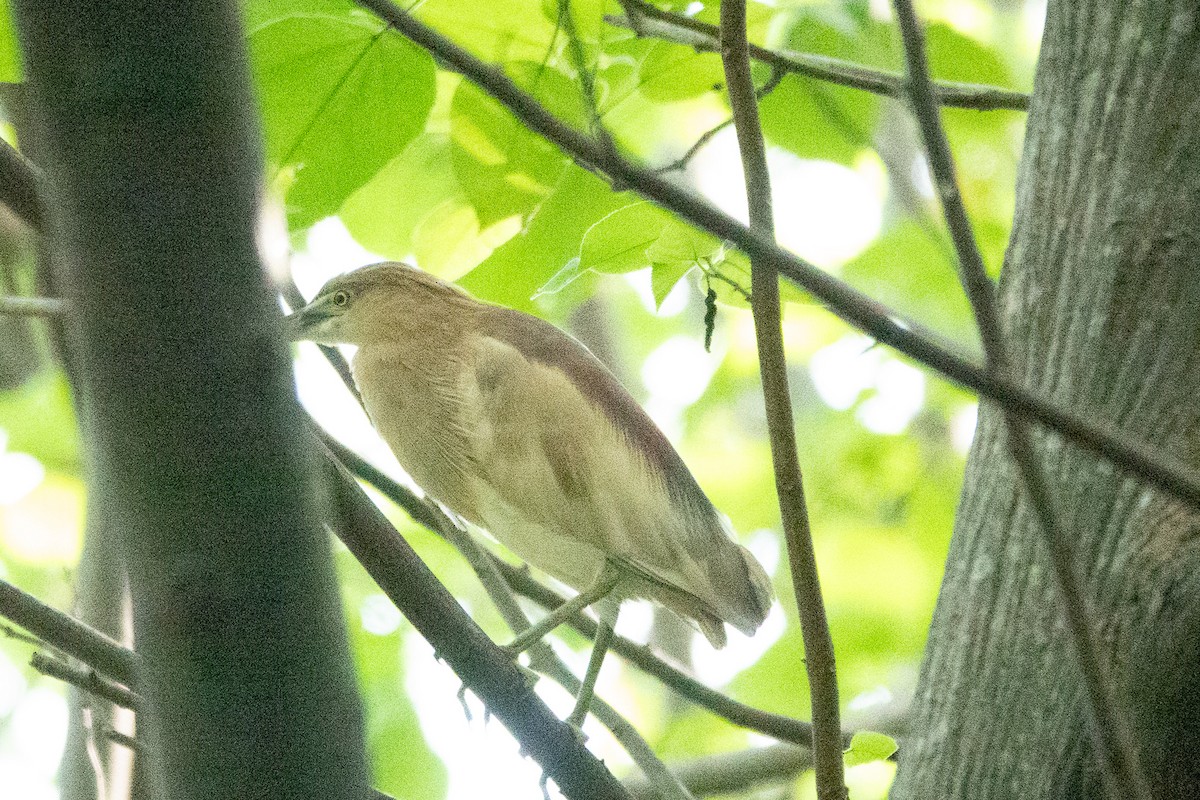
left=331, top=290, right=350, bottom=308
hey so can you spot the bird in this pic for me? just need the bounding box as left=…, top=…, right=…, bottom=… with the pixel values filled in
left=289, top=261, right=773, bottom=725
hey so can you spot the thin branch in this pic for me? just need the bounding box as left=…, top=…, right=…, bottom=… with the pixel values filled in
left=319, top=445, right=634, bottom=800
left=0, top=294, right=67, bottom=317
left=0, top=137, right=46, bottom=231
left=718, top=3, right=844, bottom=799
left=103, top=728, right=140, bottom=752
left=31, top=651, right=142, bottom=710
left=624, top=743, right=811, bottom=800
left=611, top=0, right=1028, bottom=112
left=0, top=578, right=138, bottom=687
left=449, top=526, right=694, bottom=800
left=890, top=4, right=1151, bottom=800
left=655, top=67, right=785, bottom=174
left=347, top=0, right=1200, bottom=518
left=557, top=0, right=616, bottom=155
left=2, top=620, right=50, bottom=648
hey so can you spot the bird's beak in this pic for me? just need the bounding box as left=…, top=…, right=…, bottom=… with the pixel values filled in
left=285, top=301, right=331, bottom=342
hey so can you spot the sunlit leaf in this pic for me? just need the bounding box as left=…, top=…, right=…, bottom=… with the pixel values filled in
left=459, top=165, right=629, bottom=310
left=637, top=41, right=725, bottom=102
left=844, top=731, right=898, bottom=767
left=651, top=259, right=695, bottom=308
left=0, top=0, right=22, bottom=82
left=417, top=0, right=557, bottom=63
left=340, top=133, right=461, bottom=260
left=579, top=202, right=675, bottom=274
left=449, top=63, right=583, bottom=226
left=250, top=14, right=436, bottom=229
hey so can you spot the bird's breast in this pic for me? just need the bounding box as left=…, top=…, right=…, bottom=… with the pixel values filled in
left=351, top=343, right=482, bottom=521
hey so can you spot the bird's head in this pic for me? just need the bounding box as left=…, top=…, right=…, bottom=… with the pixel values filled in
left=287, top=262, right=473, bottom=345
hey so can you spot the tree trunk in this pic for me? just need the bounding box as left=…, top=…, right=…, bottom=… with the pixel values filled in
left=892, top=3, right=1200, bottom=798
left=11, top=1, right=370, bottom=797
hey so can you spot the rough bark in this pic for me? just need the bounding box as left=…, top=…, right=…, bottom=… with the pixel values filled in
left=11, top=1, right=370, bottom=798
left=892, top=2, right=1200, bottom=798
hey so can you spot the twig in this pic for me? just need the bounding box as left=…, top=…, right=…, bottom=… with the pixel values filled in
left=890, top=4, right=1151, bottom=799
left=31, top=651, right=141, bottom=710
left=449, top=527, right=694, bottom=800
left=0, top=578, right=138, bottom=687
left=556, top=0, right=616, bottom=155
left=624, top=743, right=811, bottom=799
left=346, top=0, right=1200, bottom=518
left=655, top=67, right=785, bottom=174
left=611, top=0, right=1028, bottom=112
left=104, top=727, right=141, bottom=752
left=718, top=3, right=844, bottom=798
left=0, top=294, right=67, bottom=317
left=2, top=620, right=50, bottom=649
left=0, top=137, right=46, bottom=231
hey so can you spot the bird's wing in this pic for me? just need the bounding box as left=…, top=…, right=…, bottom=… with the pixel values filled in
left=467, top=308, right=771, bottom=636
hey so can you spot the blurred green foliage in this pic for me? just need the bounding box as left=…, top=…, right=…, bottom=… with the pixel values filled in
left=0, top=0, right=1038, bottom=796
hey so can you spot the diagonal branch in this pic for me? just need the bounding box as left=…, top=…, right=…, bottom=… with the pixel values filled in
left=889, top=3, right=1150, bottom=800
left=346, top=0, right=1200, bottom=518
left=717, top=1, right=844, bottom=798
left=0, top=136, right=46, bottom=231
left=611, top=0, right=1028, bottom=112
left=0, top=578, right=138, bottom=687
left=31, top=651, right=143, bottom=711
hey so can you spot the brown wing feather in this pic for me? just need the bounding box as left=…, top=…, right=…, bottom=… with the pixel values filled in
left=479, top=306, right=772, bottom=635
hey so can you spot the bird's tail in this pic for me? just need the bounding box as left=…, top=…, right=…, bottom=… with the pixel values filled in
left=724, top=543, right=774, bottom=636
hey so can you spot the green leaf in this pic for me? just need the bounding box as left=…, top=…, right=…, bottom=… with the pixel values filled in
left=843, top=731, right=898, bottom=767
left=412, top=198, right=520, bottom=278
left=459, top=165, right=629, bottom=310
left=926, top=23, right=1012, bottom=86
left=250, top=14, right=436, bottom=229
left=636, top=40, right=724, bottom=102
left=578, top=202, right=675, bottom=274
left=242, top=0, right=358, bottom=30
left=574, top=202, right=753, bottom=307
left=650, top=223, right=752, bottom=307
left=840, top=220, right=978, bottom=345
left=340, top=133, right=461, bottom=259
left=417, top=0, right=557, bottom=64
left=0, top=0, right=22, bottom=82
left=539, top=0, right=606, bottom=43
left=758, top=9, right=885, bottom=164
left=759, top=76, right=878, bottom=165
left=449, top=63, right=582, bottom=226
left=651, top=259, right=695, bottom=308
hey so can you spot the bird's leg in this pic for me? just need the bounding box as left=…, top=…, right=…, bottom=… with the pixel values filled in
left=503, top=561, right=620, bottom=656
left=565, top=601, right=618, bottom=730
